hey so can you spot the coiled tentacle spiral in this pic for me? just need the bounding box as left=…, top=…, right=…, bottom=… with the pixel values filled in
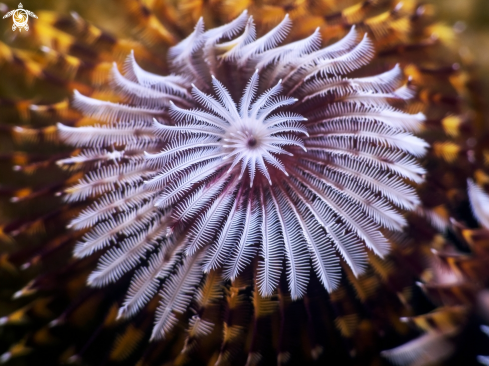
left=56, top=11, right=428, bottom=340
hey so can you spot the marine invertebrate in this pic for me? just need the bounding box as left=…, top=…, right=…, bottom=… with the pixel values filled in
left=57, top=11, right=427, bottom=338
left=0, top=1, right=485, bottom=365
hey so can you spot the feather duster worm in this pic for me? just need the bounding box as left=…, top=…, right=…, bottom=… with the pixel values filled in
left=60, top=13, right=428, bottom=313
left=0, top=1, right=485, bottom=366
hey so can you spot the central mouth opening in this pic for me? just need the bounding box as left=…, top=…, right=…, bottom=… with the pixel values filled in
left=247, top=137, right=257, bottom=147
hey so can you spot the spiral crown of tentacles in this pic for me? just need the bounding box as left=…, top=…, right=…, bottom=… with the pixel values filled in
left=54, top=11, right=428, bottom=339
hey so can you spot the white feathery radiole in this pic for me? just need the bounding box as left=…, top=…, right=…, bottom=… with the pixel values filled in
left=57, top=11, right=427, bottom=338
